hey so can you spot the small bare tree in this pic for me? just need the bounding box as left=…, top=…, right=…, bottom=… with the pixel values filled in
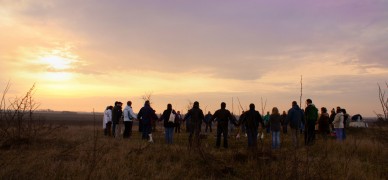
left=141, top=91, right=153, bottom=103
left=0, top=82, right=58, bottom=147
left=377, top=82, right=388, bottom=121
left=261, top=97, right=267, bottom=115
left=186, top=100, right=193, bottom=111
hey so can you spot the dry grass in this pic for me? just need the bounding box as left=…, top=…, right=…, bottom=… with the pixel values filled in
left=0, top=120, right=387, bottom=180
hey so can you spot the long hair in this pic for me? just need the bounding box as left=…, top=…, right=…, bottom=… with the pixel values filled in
left=271, top=107, right=280, bottom=115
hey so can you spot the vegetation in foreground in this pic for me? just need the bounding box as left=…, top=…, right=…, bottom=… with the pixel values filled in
left=0, top=120, right=387, bottom=180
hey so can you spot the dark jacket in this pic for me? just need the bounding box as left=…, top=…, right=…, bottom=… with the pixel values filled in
left=137, top=103, right=158, bottom=126
left=161, top=108, right=176, bottom=128
left=329, top=112, right=336, bottom=124
left=112, top=105, right=123, bottom=124
left=184, top=105, right=204, bottom=128
left=210, top=108, right=236, bottom=127
left=305, top=104, right=318, bottom=126
left=269, top=114, right=282, bottom=132
left=204, top=114, right=212, bottom=124
left=318, top=113, right=330, bottom=133
left=287, top=105, right=304, bottom=129
left=239, top=108, right=263, bottom=131
left=281, top=114, right=288, bottom=126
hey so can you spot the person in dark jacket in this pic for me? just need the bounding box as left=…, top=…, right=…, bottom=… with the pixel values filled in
left=304, top=99, right=318, bottom=146
left=329, top=108, right=336, bottom=133
left=239, top=103, right=263, bottom=149
left=318, top=107, right=330, bottom=140
left=112, top=101, right=123, bottom=138
left=341, top=108, right=349, bottom=140
left=137, top=101, right=158, bottom=142
left=270, top=107, right=282, bottom=149
left=281, top=111, right=288, bottom=134
left=184, top=101, right=204, bottom=148
left=161, top=104, right=176, bottom=144
left=175, top=111, right=182, bottom=133
left=204, top=111, right=213, bottom=133
left=287, top=101, right=304, bottom=148
left=210, top=102, right=237, bottom=148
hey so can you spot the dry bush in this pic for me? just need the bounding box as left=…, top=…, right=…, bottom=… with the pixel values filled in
left=377, top=82, right=388, bottom=121
left=0, top=82, right=59, bottom=148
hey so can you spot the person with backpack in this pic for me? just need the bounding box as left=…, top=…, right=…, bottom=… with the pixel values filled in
left=137, top=100, right=158, bottom=142
left=269, top=107, right=282, bottom=149
left=304, top=99, right=318, bottom=146
left=160, top=104, right=177, bottom=144
left=239, top=103, right=263, bottom=149
left=123, top=101, right=137, bottom=139
left=287, top=101, right=304, bottom=148
left=184, top=101, right=205, bottom=148
left=210, top=102, right=237, bottom=149
left=112, top=101, right=123, bottom=138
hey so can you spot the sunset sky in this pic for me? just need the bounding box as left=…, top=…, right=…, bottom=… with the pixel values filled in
left=1, top=0, right=387, bottom=116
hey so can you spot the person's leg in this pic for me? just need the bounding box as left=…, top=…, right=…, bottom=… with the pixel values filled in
left=252, top=128, right=258, bottom=148
left=106, top=122, right=112, bottom=136
left=123, top=121, right=129, bottom=138
left=342, top=128, right=346, bottom=140
left=291, top=128, right=298, bottom=148
left=128, top=121, right=133, bottom=138
left=142, top=124, right=149, bottom=140
left=246, top=129, right=253, bottom=147
left=223, top=125, right=228, bottom=148
left=272, top=131, right=276, bottom=149
left=216, top=125, right=222, bottom=148
left=165, top=128, right=169, bottom=143
left=170, top=127, right=174, bottom=144
left=304, top=124, right=309, bottom=145
left=276, top=131, right=281, bottom=148
left=335, top=128, right=341, bottom=141
left=112, top=123, right=117, bottom=137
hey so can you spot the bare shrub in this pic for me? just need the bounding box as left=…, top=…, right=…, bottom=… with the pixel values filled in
left=377, top=82, right=388, bottom=121
left=0, top=82, right=58, bottom=148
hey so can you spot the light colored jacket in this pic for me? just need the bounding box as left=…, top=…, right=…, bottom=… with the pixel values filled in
left=333, top=112, right=344, bottom=128
left=103, top=109, right=112, bottom=128
left=123, top=105, right=137, bottom=122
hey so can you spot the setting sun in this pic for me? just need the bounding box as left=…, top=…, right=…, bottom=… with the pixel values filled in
left=40, top=55, right=73, bottom=70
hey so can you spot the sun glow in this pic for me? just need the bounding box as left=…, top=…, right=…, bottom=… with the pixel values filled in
left=40, top=55, right=74, bottom=70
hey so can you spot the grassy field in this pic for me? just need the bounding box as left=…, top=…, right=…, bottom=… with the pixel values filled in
left=0, top=114, right=387, bottom=180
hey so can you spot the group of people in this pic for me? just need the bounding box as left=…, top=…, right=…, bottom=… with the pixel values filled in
left=103, top=98, right=349, bottom=149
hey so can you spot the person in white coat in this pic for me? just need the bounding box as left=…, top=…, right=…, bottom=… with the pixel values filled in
left=123, top=101, right=137, bottom=138
left=103, top=106, right=113, bottom=136
left=333, top=108, right=344, bottom=141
